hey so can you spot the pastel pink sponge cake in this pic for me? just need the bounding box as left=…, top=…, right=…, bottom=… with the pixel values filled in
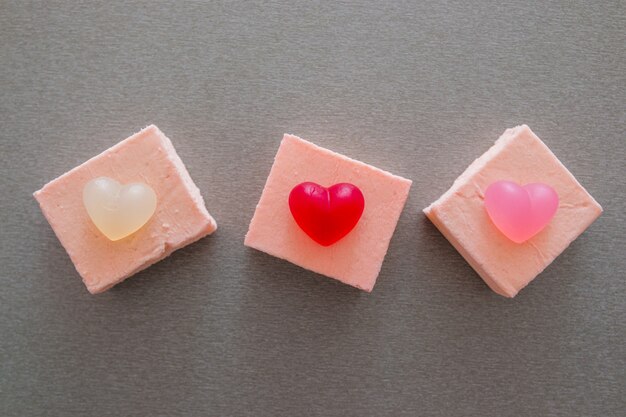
left=34, top=125, right=217, bottom=294
left=424, top=125, right=602, bottom=297
left=245, top=134, right=412, bottom=292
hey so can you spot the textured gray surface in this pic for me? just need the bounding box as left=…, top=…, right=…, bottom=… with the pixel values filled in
left=1, top=1, right=625, bottom=416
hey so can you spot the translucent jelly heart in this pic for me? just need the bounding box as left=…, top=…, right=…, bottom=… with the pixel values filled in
left=289, top=182, right=365, bottom=246
left=484, top=180, right=559, bottom=243
left=83, top=177, right=157, bottom=241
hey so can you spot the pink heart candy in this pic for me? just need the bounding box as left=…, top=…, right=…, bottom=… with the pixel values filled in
left=484, top=181, right=559, bottom=243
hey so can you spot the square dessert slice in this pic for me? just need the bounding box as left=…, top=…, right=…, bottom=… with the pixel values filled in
left=245, top=134, right=412, bottom=292
left=424, top=125, right=602, bottom=297
left=34, top=125, right=217, bottom=294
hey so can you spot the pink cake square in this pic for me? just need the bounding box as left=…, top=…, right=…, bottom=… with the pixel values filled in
left=424, top=125, right=602, bottom=297
left=34, top=125, right=217, bottom=294
left=245, top=134, right=412, bottom=292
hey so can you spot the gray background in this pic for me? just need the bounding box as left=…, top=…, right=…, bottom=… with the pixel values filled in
left=1, top=1, right=624, bottom=416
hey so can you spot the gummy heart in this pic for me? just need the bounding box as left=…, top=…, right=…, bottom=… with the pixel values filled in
left=83, top=177, right=157, bottom=241
left=484, top=180, right=559, bottom=243
left=289, top=182, right=365, bottom=246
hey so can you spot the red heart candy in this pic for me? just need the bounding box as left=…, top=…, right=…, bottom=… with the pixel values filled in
left=289, top=182, right=365, bottom=246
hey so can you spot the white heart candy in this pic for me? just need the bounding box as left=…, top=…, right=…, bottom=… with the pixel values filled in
left=83, top=177, right=157, bottom=241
